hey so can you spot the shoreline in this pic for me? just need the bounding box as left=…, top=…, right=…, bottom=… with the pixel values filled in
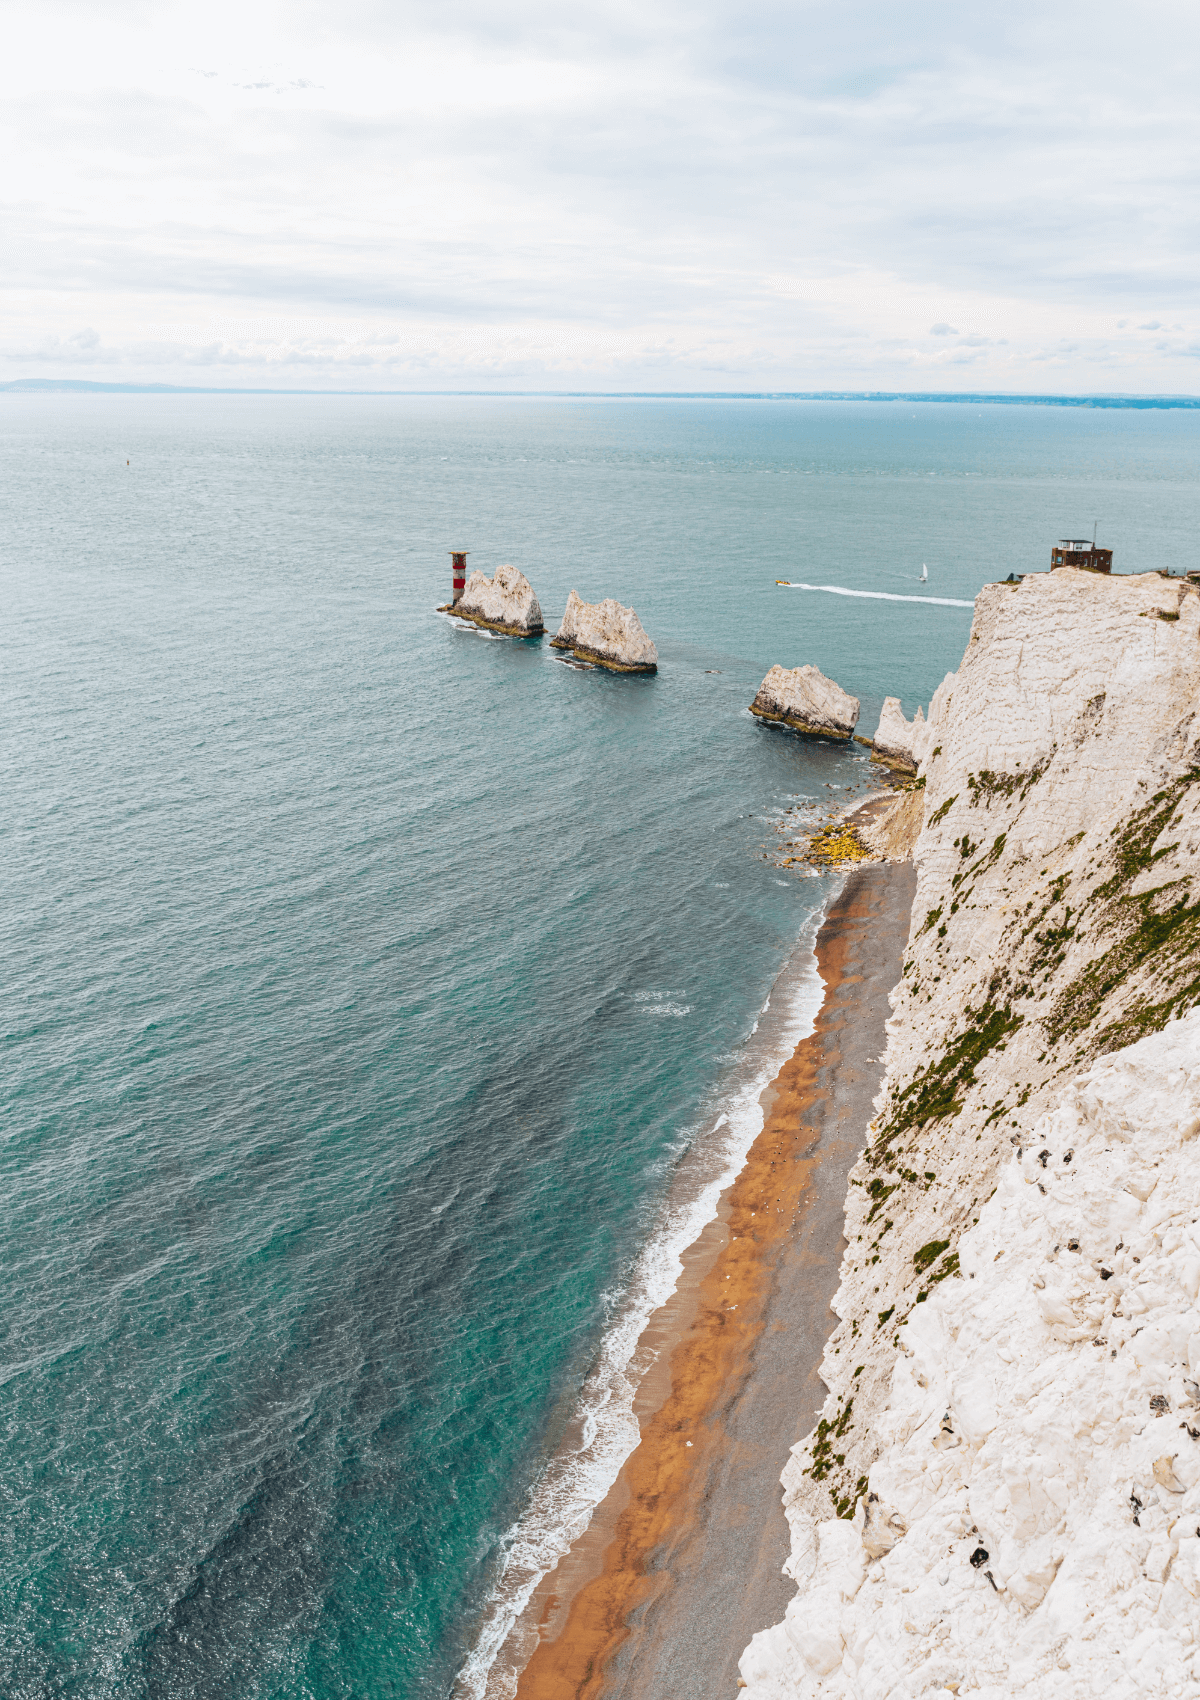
left=512, top=861, right=915, bottom=1700
left=460, top=893, right=834, bottom=1700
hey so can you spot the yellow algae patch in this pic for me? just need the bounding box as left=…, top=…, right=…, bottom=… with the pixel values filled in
left=803, top=821, right=871, bottom=867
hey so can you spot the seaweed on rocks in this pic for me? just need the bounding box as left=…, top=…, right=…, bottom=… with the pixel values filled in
left=803, top=821, right=870, bottom=867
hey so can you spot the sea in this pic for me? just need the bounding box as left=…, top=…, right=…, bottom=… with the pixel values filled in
left=3, top=394, right=1198, bottom=1700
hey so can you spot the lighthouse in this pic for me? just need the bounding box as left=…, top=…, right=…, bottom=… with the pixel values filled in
left=450, top=552, right=469, bottom=603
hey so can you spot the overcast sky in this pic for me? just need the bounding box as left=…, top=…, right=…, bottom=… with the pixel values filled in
left=3, top=0, right=1198, bottom=391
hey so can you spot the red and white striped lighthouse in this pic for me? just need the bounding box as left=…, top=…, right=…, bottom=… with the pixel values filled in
left=450, top=551, right=469, bottom=603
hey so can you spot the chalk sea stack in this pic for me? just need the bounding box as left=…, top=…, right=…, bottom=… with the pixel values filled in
left=551, top=590, right=658, bottom=673
left=870, top=695, right=928, bottom=771
left=749, top=664, right=859, bottom=739
left=441, top=564, right=544, bottom=636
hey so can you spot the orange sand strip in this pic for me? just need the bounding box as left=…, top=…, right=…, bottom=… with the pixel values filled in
left=515, top=881, right=873, bottom=1700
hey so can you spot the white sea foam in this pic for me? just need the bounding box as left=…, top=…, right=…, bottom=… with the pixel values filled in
left=779, top=581, right=973, bottom=608
left=632, top=990, right=692, bottom=1017
left=455, top=893, right=837, bottom=1700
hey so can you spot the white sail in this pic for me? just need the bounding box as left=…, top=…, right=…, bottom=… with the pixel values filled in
left=920, top=563, right=928, bottom=582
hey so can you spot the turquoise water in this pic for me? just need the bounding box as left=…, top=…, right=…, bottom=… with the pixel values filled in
left=3, top=396, right=1198, bottom=1700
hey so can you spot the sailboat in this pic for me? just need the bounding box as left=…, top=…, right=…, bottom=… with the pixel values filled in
left=920, top=563, right=928, bottom=583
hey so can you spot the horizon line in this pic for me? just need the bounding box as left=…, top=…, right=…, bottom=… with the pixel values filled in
left=2, top=379, right=1200, bottom=409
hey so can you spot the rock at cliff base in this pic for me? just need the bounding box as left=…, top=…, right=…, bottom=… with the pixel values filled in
left=551, top=590, right=658, bottom=672
left=871, top=697, right=918, bottom=769
left=442, top=564, right=544, bottom=635
left=750, top=665, right=859, bottom=739
left=856, top=786, right=925, bottom=861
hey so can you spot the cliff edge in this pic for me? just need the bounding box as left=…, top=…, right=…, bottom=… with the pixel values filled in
left=740, top=568, right=1200, bottom=1699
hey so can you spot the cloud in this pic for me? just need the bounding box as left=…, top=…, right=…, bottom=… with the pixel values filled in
left=12, top=325, right=108, bottom=363
left=1, top=0, right=1199, bottom=389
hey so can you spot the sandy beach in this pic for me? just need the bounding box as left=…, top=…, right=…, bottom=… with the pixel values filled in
left=513, top=859, right=915, bottom=1700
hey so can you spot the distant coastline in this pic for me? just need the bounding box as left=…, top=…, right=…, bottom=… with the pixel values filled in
left=3, top=379, right=1200, bottom=407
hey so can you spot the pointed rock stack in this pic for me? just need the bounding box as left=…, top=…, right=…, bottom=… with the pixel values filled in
left=441, top=564, right=544, bottom=636
left=870, top=697, right=923, bottom=771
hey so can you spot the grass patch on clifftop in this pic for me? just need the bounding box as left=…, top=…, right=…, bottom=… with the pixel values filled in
left=807, top=1397, right=854, bottom=1482
left=865, top=1178, right=899, bottom=1223
left=966, top=761, right=1049, bottom=807
left=1046, top=768, right=1200, bottom=1054
left=913, top=1237, right=951, bottom=1273
left=952, top=834, right=1007, bottom=896
left=869, top=1002, right=1023, bottom=1166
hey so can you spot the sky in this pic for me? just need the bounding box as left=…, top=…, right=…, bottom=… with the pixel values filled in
left=3, top=0, right=1198, bottom=392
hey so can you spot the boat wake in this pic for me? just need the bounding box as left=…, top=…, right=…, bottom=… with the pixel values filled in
left=778, top=581, right=973, bottom=608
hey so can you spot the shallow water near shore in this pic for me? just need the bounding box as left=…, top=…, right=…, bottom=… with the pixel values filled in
left=2, top=395, right=1198, bottom=1700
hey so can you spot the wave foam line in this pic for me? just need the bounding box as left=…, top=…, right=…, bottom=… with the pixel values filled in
left=454, top=907, right=833, bottom=1700
left=778, top=581, right=974, bottom=608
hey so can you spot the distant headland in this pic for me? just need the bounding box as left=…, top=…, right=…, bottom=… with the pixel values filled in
left=4, top=380, right=1200, bottom=409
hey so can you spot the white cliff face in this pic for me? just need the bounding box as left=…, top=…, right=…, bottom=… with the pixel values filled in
left=751, top=665, right=860, bottom=739
left=741, top=1014, right=1200, bottom=1700
left=455, top=564, right=544, bottom=635
left=740, top=569, right=1200, bottom=1700
left=550, top=590, right=658, bottom=671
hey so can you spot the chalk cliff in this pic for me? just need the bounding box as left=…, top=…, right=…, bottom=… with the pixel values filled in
left=551, top=591, right=658, bottom=672
left=740, top=569, right=1200, bottom=1700
left=446, top=564, right=544, bottom=636
left=751, top=666, right=860, bottom=740
left=871, top=698, right=926, bottom=771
